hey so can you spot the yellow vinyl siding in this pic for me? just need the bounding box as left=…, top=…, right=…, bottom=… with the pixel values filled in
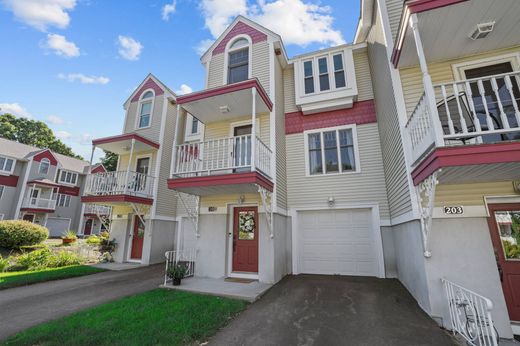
left=435, top=181, right=516, bottom=207
left=203, top=114, right=270, bottom=146
left=385, top=0, right=404, bottom=41
left=274, top=55, right=288, bottom=210
left=200, top=194, right=261, bottom=210
left=283, top=67, right=297, bottom=113
left=353, top=48, right=375, bottom=102
left=207, top=53, right=225, bottom=89
left=117, top=150, right=157, bottom=178
left=124, top=96, right=164, bottom=142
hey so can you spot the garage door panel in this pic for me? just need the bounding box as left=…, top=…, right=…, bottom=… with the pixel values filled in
left=46, top=217, right=71, bottom=237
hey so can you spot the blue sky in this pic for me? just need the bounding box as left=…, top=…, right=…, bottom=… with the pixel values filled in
left=0, top=0, right=360, bottom=162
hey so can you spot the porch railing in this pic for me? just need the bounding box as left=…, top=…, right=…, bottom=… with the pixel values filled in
left=84, top=170, right=155, bottom=198
left=164, top=248, right=196, bottom=286
left=22, top=197, right=57, bottom=210
left=84, top=204, right=112, bottom=215
left=172, top=135, right=272, bottom=178
left=405, top=71, right=520, bottom=164
left=441, top=278, right=498, bottom=346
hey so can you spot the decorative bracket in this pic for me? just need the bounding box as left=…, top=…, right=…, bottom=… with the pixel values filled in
left=93, top=204, right=112, bottom=231
left=258, top=186, right=274, bottom=239
left=175, top=192, right=200, bottom=238
left=416, top=170, right=440, bottom=258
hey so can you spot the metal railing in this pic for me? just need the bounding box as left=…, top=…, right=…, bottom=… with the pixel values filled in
left=405, top=71, right=520, bottom=164
left=22, top=197, right=57, bottom=210
left=164, top=248, right=196, bottom=286
left=172, top=135, right=272, bottom=178
left=84, top=170, right=155, bottom=198
left=442, top=278, right=498, bottom=346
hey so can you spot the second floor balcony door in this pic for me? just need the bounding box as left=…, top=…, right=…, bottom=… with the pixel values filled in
left=135, top=157, right=150, bottom=193
left=233, top=125, right=252, bottom=173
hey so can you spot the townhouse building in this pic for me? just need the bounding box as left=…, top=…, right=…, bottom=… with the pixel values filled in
left=0, top=138, right=109, bottom=236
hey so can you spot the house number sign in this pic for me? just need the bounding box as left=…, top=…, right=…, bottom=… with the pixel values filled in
left=443, top=206, right=464, bottom=215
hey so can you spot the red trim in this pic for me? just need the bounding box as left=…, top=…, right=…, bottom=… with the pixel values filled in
left=91, top=164, right=106, bottom=174
left=0, top=175, right=19, bottom=187
left=177, top=79, right=273, bottom=112
left=84, top=213, right=101, bottom=217
left=81, top=194, right=154, bottom=205
left=411, top=142, right=520, bottom=185
left=58, top=185, right=80, bottom=196
left=20, top=208, right=54, bottom=213
left=130, top=78, right=164, bottom=102
left=27, top=180, right=60, bottom=188
left=92, top=133, right=160, bottom=149
left=167, top=172, right=274, bottom=192
left=285, top=100, right=377, bottom=135
left=33, top=150, right=58, bottom=166
left=213, top=21, right=268, bottom=56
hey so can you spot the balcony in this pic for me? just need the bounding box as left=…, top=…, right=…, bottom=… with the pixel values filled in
left=82, top=171, right=155, bottom=205
left=406, top=71, right=520, bottom=185
left=21, top=197, right=57, bottom=212
left=84, top=204, right=111, bottom=216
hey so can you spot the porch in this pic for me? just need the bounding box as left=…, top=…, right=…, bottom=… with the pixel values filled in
left=21, top=180, right=59, bottom=213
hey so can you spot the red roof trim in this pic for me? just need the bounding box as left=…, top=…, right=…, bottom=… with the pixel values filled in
left=0, top=175, right=19, bottom=187
left=167, top=172, right=273, bottom=192
left=20, top=208, right=55, bottom=213
left=27, top=180, right=61, bottom=188
left=33, top=150, right=59, bottom=166
left=92, top=133, right=160, bottom=149
left=411, top=142, right=520, bottom=185
left=177, top=79, right=273, bottom=112
left=81, top=194, right=154, bottom=205
left=212, top=21, right=268, bottom=56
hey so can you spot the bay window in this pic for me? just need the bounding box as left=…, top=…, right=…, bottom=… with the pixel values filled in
left=333, top=53, right=346, bottom=88
left=318, top=57, right=330, bottom=91
left=304, top=60, right=314, bottom=94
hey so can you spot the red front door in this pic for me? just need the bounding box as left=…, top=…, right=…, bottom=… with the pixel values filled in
left=487, top=204, right=520, bottom=322
left=131, top=215, right=145, bottom=260
left=84, top=219, right=93, bottom=235
left=232, top=207, right=258, bottom=273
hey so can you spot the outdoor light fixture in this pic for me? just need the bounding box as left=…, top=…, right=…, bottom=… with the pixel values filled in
left=238, top=195, right=245, bottom=204
left=469, top=21, right=495, bottom=40
left=219, top=105, right=230, bottom=113
left=328, top=196, right=335, bottom=207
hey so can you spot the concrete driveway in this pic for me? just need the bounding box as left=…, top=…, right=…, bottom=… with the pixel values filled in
left=0, top=264, right=163, bottom=340
left=209, top=275, right=458, bottom=346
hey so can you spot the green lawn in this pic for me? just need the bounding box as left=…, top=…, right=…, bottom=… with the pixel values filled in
left=0, top=265, right=105, bottom=290
left=3, top=289, right=248, bottom=346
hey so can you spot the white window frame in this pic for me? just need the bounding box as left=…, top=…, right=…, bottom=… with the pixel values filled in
left=452, top=52, right=520, bottom=81
left=57, top=194, right=71, bottom=207
left=0, top=156, right=15, bottom=175
left=58, top=170, right=78, bottom=186
left=184, top=113, right=204, bottom=142
left=300, top=51, right=349, bottom=97
left=134, top=154, right=152, bottom=175
left=38, top=158, right=51, bottom=175
left=303, top=124, right=361, bottom=177
left=303, top=59, right=315, bottom=95
left=135, top=88, right=155, bottom=130
left=223, top=34, right=252, bottom=85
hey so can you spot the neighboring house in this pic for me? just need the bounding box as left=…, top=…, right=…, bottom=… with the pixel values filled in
left=356, top=0, right=520, bottom=339
left=0, top=138, right=109, bottom=236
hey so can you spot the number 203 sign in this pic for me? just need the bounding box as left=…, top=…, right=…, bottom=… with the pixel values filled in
left=443, top=206, right=464, bottom=215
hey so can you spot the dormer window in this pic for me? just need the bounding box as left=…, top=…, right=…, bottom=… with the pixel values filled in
left=137, top=90, right=154, bottom=129
left=318, top=57, right=330, bottom=91
left=39, top=158, right=50, bottom=175
left=227, top=37, right=250, bottom=84
left=304, top=61, right=314, bottom=94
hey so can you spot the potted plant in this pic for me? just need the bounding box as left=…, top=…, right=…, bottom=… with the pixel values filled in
left=167, top=264, right=188, bottom=286
left=61, top=230, right=77, bottom=245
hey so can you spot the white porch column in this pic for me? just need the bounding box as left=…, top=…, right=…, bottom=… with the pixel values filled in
left=124, top=138, right=135, bottom=195
left=251, top=87, right=257, bottom=172
left=409, top=14, right=444, bottom=147
left=89, top=145, right=95, bottom=168
left=170, top=104, right=183, bottom=177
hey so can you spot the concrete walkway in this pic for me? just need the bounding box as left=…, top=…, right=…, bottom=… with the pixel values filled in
left=209, top=275, right=459, bottom=346
left=0, top=264, right=163, bottom=340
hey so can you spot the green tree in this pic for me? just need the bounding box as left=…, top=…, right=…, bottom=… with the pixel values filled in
left=100, top=151, right=118, bottom=171
left=0, top=113, right=82, bottom=159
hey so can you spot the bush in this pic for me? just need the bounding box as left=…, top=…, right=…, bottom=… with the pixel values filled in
left=15, top=247, right=53, bottom=271
left=86, top=235, right=102, bottom=245
left=0, top=220, right=48, bottom=249
left=47, top=251, right=83, bottom=268
left=0, top=255, right=8, bottom=272
left=100, top=231, right=110, bottom=239
left=61, top=230, right=77, bottom=240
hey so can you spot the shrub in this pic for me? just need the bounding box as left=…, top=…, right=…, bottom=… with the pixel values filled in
left=100, top=231, right=110, bottom=239
left=86, top=235, right=102, bottom=245
left=15, top=247, right=53, bottom=270
left=100, top=238, right=116, bottom=254
left=0, top=255, right=8, bottom=272
left=47, top=251, right=83, bottom=268
left=0, top=220, right=48, bottom=249
left=61, top=230, right=78, bottom=240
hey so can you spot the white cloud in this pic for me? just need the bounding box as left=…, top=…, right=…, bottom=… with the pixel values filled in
left=195, top=39, right=214, bottom=56
left=0, top=103, right=31, bottom=118
left=55, top=130, right=72, bottom=140
left=198, top=0, right=345, bottom=48
left=43, top=34, right=80, bottom=57
left=176, top=84, right=193, bottom=95
left=79, top=133, right=93, bottom=145
left=161, top=0, right=176, bottom=21
left=47, top=115, right=64, bottom=124
left=2, top=0, right=76, bottom=31
left=58, top=73, right=110, bottom=85
left=117, top=35, right=143, bottom=61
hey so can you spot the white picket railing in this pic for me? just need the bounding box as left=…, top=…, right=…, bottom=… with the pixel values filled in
left=172, top=135, right=272, bottom=178
left=84, top=204, right=112, bottom=215
left=442, top=278, right=498, bottom=346
left=164, top=248, right=196, bottom=286
left=405, top=71, right=520, bottom=164
left=22, top=197, right=57, bottom=210
left=84, top=171, right=155, bottom=198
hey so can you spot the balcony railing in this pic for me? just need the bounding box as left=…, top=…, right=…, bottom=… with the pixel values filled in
left=84, top=171, right=155, bottom=199
left=22, top=197, right=57, bottom=210
left=172, top=135, right=272, bottom=178
left=84, top=204, right=112, bottom=215
left=405, top=71, right=520, bottom=164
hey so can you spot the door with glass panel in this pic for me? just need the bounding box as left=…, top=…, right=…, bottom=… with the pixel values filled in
left=233, top=125, right=252, bottom=173
left=487, top=204, right=520, bottom=321
left=134, top=157, right=150, bottom=193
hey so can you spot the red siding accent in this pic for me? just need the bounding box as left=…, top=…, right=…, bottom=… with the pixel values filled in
left=167, top=172, right=274, bottom=192
left=81, top=194, right=154, bottom=205
left=27, top=180, right=60, bottom=188
left=213, top=21, right=268, bottom=56
left=58, top=185, right=80, bottom=196
left=285, top=100, right=377, bottom=135
left=130, top=78, right=164, bottom=102
left=411, top=142, right=520, bottom=185
left=92, top=133, right=160, bottom=149
left=0, top=175, right=19, bottom=187
left=33, top=150, right=58, bottom=166
left=91, top=165, right=107, bottom=174
left=20, top=208, right=54, bottom=213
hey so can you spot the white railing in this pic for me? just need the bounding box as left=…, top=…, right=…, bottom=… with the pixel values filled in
left=442, top=278, right=498, bottom=346
left=164, top=248, right=196, bottom=285
left=405, top=71, right=520, bottom=164
left=84, top=204, right=111, bottom=215
left=84, top=171, right=155, bottom=198
left=172, top=135, right=272, bottom=178
left=22, top=197, right=57, bottom=210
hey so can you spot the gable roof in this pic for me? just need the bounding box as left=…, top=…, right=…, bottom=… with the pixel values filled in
left=123, top=73, right=177, bottom=109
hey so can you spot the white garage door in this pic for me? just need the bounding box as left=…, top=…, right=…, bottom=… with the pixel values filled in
left=46, top=217, right=71, bottom=237
left=298, top=209, right=379, bottom=277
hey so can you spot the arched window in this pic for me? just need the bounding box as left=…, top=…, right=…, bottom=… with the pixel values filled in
left=39, top=158, right=50, bottom=175
left=138, top=90, right=154, bottom=128
left=227, top=37, right=250, bottom=84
